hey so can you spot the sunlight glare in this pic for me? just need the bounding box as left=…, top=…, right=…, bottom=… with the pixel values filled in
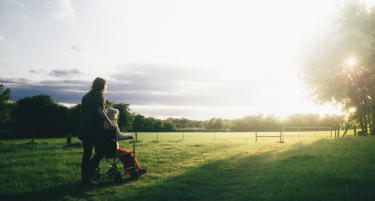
left=347, top=57, right=357, bottom=67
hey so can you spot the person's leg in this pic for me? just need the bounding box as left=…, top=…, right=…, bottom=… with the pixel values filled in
left=117, top=149, right=131, bottom=170
left=130, top=153, right=142, bottom=170
left=117, top=148, right=141, bottom=169
left=87, top=137, right=106, bottom=178
left=81, top=139, right=94, bottom=182
left=132, top=153, right=147, bottom=176
left=117, top=148, right=147, bottom=176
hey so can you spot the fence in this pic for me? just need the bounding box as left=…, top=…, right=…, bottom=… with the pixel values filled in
left=128, top=128, right=360, bottom=143
left=131, top=131, right=284, bottom=142
left=283, top=127, right=332, bottom=140
left=134, top=132, right=240, bottom=141
left=255, top=129, right=283, bottom=143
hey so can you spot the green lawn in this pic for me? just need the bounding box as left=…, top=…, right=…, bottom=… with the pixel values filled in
left=0, top=132, right=374, bottom=201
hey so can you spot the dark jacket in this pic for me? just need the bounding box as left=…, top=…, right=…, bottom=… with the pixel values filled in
left=78, top=91, right=105, bottom=140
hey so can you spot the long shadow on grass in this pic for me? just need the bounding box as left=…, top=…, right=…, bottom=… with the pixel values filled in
left=0, top=142, right=282, bottom=201
left=1, top=177, right=132, bottom=201
left=110, top=138, right=375, bottom=201
left=113, top=146, right=285, bottom=201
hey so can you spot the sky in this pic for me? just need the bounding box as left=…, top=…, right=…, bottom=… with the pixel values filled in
left=1, top=0, right=374, bottom=120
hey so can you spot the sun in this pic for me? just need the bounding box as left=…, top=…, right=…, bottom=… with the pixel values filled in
left=347, top=57, right=357, bottom=66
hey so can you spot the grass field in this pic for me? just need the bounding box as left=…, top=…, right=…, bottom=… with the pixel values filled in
left=0, top=132, right=374, bottom=201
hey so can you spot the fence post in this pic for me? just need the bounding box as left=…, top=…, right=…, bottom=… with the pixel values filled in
left=280, top=128, right=282, bottom=143
left=298, top=127, right=300, bottom=140
left=67, top=132, right=72, bottom=143
left=335, top=128, right=336, bottom=138
left=337, top=126, right=340, bottom=137
left=135, top=131, right=137, bottom=141
left=331, top=127, right=332, bottom=138
left=183, top=132, right=184, bottom=141
left=214, top=132, right=215, bottom=141
left=157, top=132, right=159, bottom=141
left=255, top=130, right=257, bottom=142
left=354, top=126, right=356, bottom=137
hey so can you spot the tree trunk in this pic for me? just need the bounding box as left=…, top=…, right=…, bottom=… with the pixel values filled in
left=360, top=113, right=364, bottom=134
left=367, top=109, right=372, bottom=135
left=364, top=113, right=368, bottom=135
left=371, top=106, right=375, bottom=136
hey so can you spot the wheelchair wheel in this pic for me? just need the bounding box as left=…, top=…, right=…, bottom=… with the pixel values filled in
left=108, top=168, right=115, bottom=179
left=130, top=171, right=139, bottom=181
left=114, top=173, right=122, bottom=183
left=93, top=171, right=101, bottom=180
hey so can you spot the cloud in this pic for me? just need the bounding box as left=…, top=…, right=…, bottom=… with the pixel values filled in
left=0, top=77, right=32, bottom=83
left=1, top=61, right=255, bottom=110
left=43, top=0, right=75, bottom=22
left=30, top=69, right=46, bottom=74
left=0, top=35, right=4, bottom=42
left=70, top=45, right=88, bottom=52
left=105, top=62, right=260, bottom=107
left=1, top=61, right=16, bottom=67
left=1, top=78, right=89, bottom=103
left=0, top=73, right=304, bottom=120
left=48, top=69, right=82, bottom=78
left=30, top=69, right=81, bottom=78
left=111, top=63, right=220, bottom=92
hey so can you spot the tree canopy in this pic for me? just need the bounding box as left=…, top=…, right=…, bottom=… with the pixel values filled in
left=0, top=83, right=13, bottom=137
left=11, top=94, right=69, bottom=138
left=299, top=0, right=375, bottom=134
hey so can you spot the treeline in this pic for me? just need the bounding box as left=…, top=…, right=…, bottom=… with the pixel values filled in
left=0, top=84, right=348, bottom=139
left=130, top=113, right=347, bottom=132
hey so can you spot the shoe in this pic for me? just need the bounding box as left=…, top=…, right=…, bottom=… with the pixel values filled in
left=139, top=168, right=147, bottom=176
left=82, top=178, right=97, bottom=185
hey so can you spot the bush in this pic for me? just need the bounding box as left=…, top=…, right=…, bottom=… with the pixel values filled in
left=66, top=134, right=72, bottom=143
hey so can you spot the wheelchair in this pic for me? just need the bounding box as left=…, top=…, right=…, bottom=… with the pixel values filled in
left=92, top=129, right=139, bottom=182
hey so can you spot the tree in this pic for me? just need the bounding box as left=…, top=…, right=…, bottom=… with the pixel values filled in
left=153, top=119, right=163, bottom=131
left=194, top=121, right=204, bottom=128
left=114, top=103, right=134, bottom=132
left=299, top=1, right=375, bottom=134
left=162, top=122, right=177, bottom=132
left=144, top=117, right=155, bottom=131
left=320, top=114, right=346, bottom=128
left=162, top=118, right=177, bottom=131
left=207, top=118, right=217, bottom=130
left=0, top=83, right=13, bottom=137
left=69, top=104, right=81, bottom=136
left=132, top=114, right=145, bottom=132
left=105, top=100, right=134, bottom=131
left=11, top=94, right=69, bottom=138
left=263, top=115, right=279, bottom=131
left=105, top=99, right=115, bottom=108
left=213, top=118, right=224, bottom=130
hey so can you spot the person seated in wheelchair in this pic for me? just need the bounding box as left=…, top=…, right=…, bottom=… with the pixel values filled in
left=103, top=108, right=147, bottom=176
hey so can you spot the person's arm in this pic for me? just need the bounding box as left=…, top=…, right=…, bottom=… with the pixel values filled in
left=98, top=107, right=115, bottom=128
left=114, top=122, right=134, bottom=140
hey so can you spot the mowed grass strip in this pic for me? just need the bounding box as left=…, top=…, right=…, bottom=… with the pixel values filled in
left=0, top=133, right=374, bottom=201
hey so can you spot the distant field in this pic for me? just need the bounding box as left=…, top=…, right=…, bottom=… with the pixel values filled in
left=0, top=132, right=373, bottom=201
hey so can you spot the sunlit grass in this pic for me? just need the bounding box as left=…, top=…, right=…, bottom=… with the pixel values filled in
left=0, top=132, right=374, bottom=201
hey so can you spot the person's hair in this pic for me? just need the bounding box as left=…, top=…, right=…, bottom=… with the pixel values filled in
left=105, top=108, right=119, bottom=121
left=86, top=77, right=107, bottom=99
